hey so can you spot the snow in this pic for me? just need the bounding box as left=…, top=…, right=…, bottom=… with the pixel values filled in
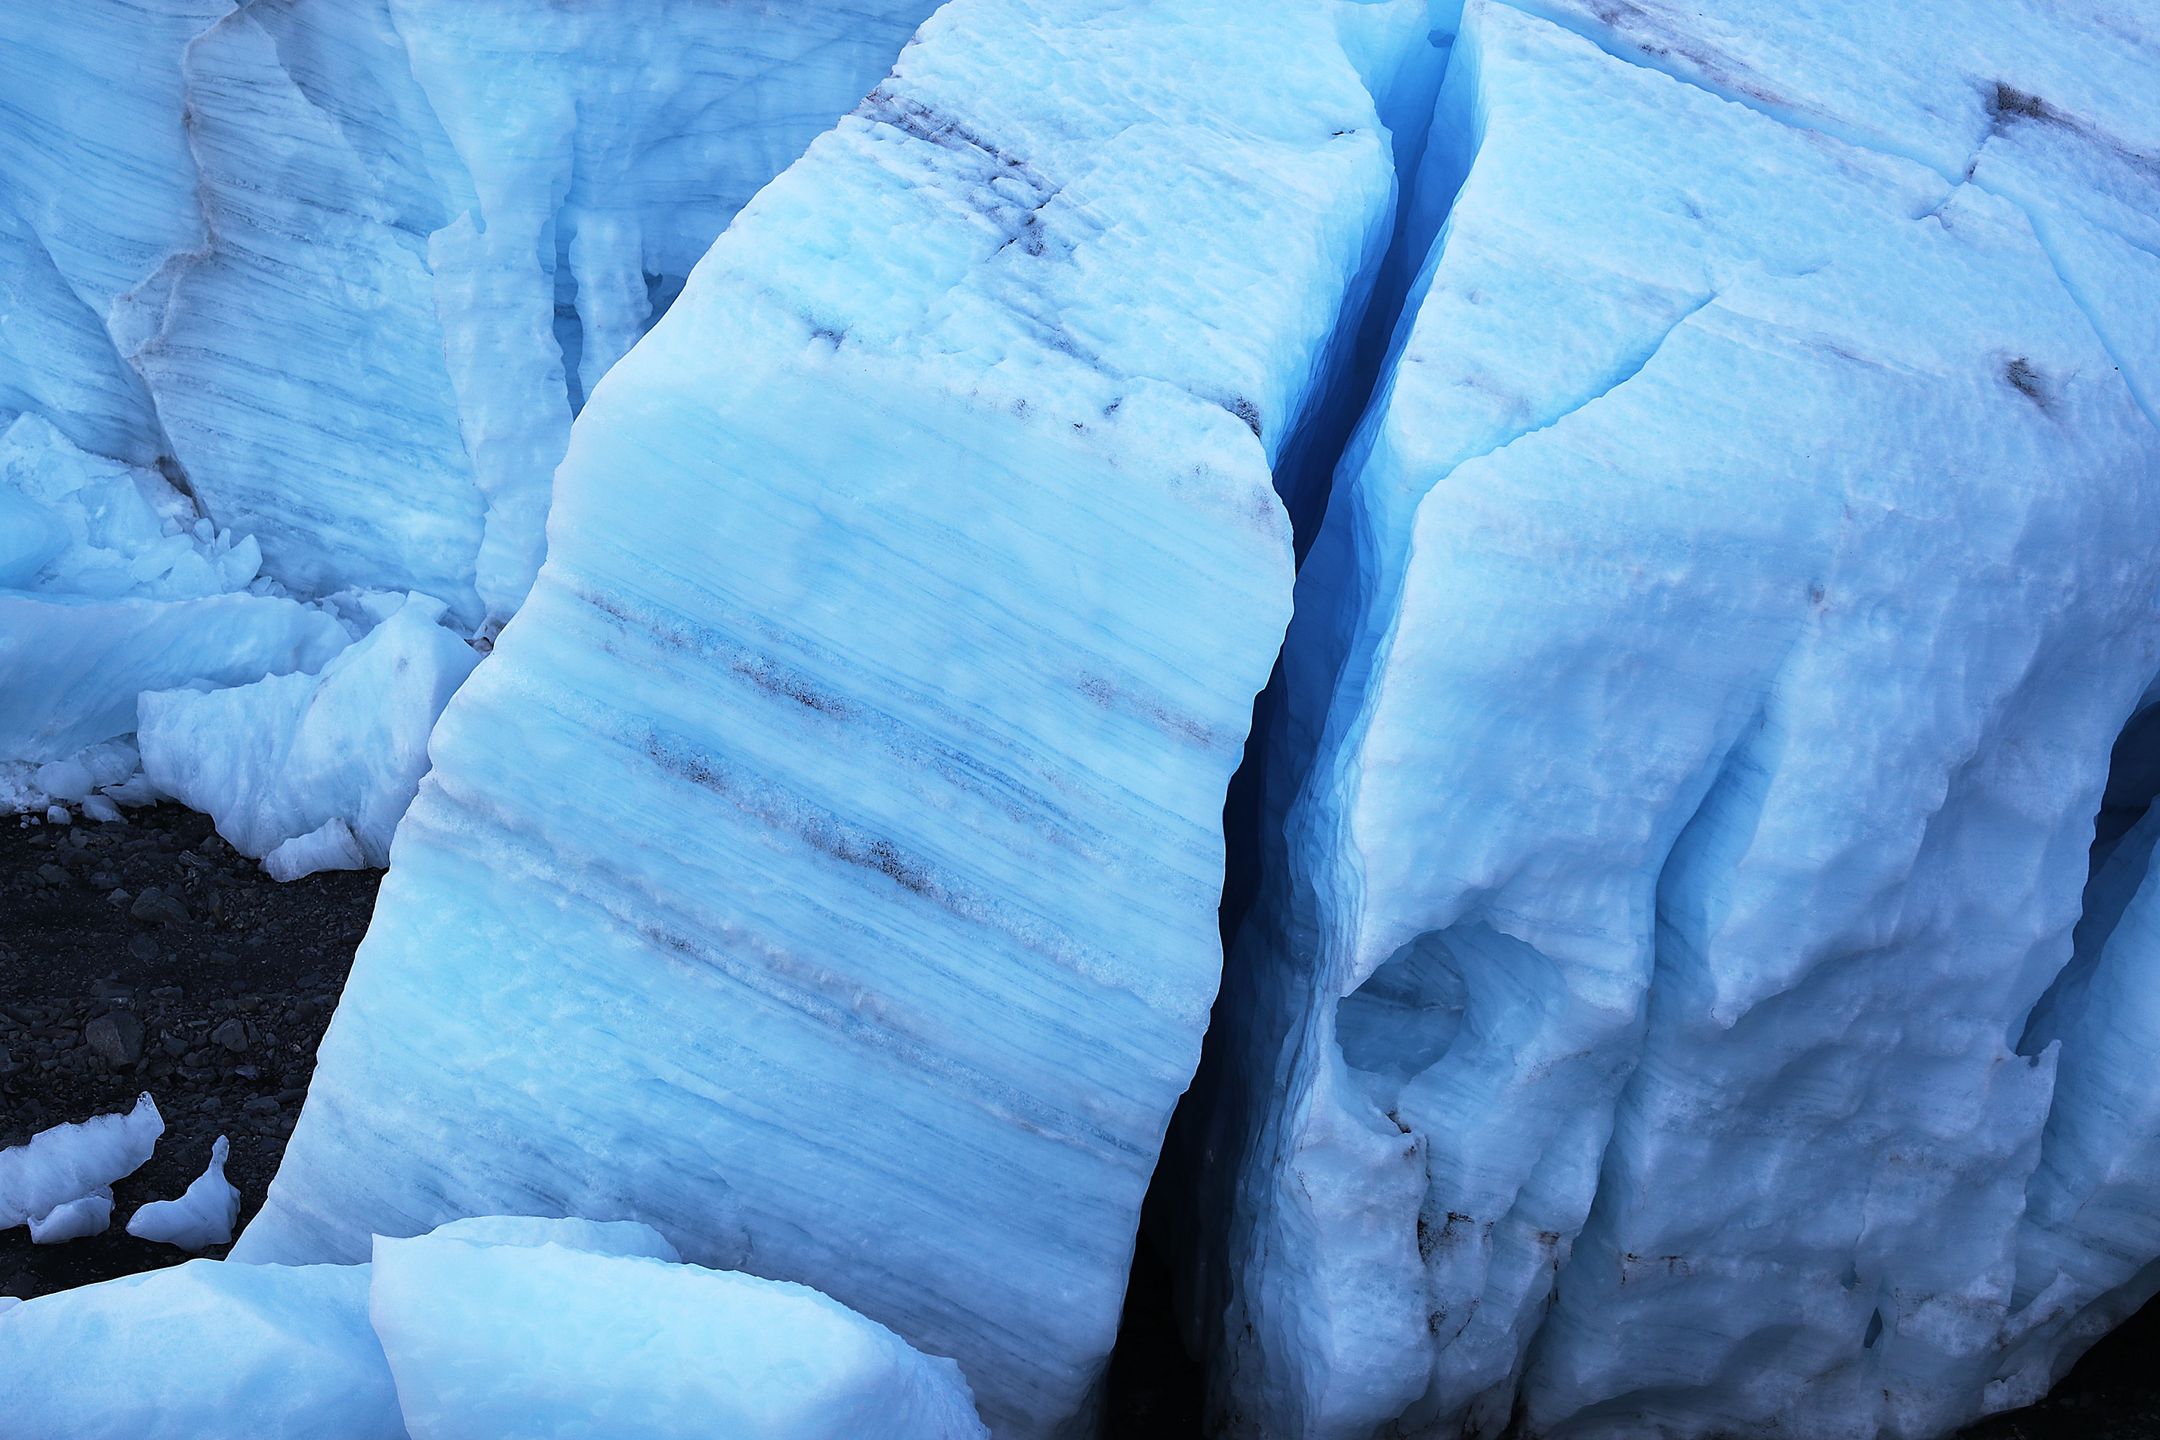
left=1183, top=2, right=2160, bottom=1437
left=138, top=594, right=481, bottom=877
left=127, top=1136, right=240, bottom=1252
left=28, top=1190, right=112, bottom=1245
left=0, top=1214, right=981, bottom=1439
left=370, top=1227, right=989, bottom=1440
left=0, top=0, right=943, bottom=630
left=1, top=1094, right=163, bottom=1231
left=236, top=1, right=1435, bottom=1432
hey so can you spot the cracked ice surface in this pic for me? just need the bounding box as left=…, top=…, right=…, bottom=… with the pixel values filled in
left=1185, top=2, right=2160, bottom=1437
left=0, top=0, right=941, bottom=630
left=235, top=1, right=1433, bottom=1434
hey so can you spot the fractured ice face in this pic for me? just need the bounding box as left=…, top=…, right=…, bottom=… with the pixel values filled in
left=0, top=0, right=942, bottom=629
left=1183, top=1, right=2160, bottom=1437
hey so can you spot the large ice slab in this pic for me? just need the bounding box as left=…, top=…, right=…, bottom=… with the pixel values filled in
left=0, top=0, right=943, bottom=628
left=1184, top=2, right=2160, bottom=1437
left=370, top=1226, right=987, bottom=1439
left=237, top=1, right=1433, bottom=1432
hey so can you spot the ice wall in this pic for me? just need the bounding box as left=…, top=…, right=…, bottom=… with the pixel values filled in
left=1183, top=1, right=2160, bottom=1437
left=0, top=0, right=940, bottom=631
left=237, top=2, right=1435, bottom=1434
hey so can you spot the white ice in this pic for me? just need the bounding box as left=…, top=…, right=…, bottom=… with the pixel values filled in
left=0, top=417, right=349, bottom=812
left=1, top=1093, right=163, bottom=1231
left=138, top=594, right=481, bottom=876
left=370, top=1225, right=988, bottom=1440
left=28, top=1189, right=112, bottom=1245
left=127, top=1136, right=240, bottom=1252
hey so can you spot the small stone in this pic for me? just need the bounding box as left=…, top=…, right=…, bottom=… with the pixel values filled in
left=161, top=1033, right=190, bottom=1057
left=92, top=871, right=120, bottom=890
left=231, top=1063, right=261, bottom=1080
left=150, top=985, right=184, bottom=1001
left=107, top=889, right=131, bottom=907
left=35, top=864, right=68, bottom=886
left=127, top=934, right=159, bottom=962
left=0, top=1043, right=12, bottom=1072
left=242, top=1095, right=280, bottom=1115
left=130, top=888, right=191, bottom=927
left=211, top=1019, right=249, bottom=1053
left=83, top=1011, right=144, bottom=1068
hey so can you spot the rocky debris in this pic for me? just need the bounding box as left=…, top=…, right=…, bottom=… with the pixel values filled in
left=0, top=805, right=378, bottom=1298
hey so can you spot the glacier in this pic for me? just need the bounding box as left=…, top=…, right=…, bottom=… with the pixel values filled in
left=0, top=1214, right=984, bottom=1440
left=0, top=0, right=943, bottom=631
left=233, top=0, right=1440, bottom=1433
left=1176, top=1, right=2160, bottom=1437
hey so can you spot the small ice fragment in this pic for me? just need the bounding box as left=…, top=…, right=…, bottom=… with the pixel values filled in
left=0, top=1093, right=162, bottom=1229
left=29, top=1189, right=112, bottom=1244
left=126, top=1136, right=238, bottom=1251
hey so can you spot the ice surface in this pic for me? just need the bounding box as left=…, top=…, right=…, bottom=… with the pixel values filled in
left=139, top=593, right=481, bottom=876
left=0, top=415, right=350, bottom=812
left=28, top=1189, right=112, bottom=1245
left=1183, top=2, right=2160, bottom=1437
left=237, top=1, right=1434, bottom=1431
left=370, top=1227, right=988, bottom=1439
left=0, top=1259, right=402, bottom=1440
left=0, top=1213, right=971, bottom=1438
left=0, top=1, right=942, bottom=628
left=126, top=1136, right=240, bottom=1251
left=1, top=1094, right=163, bottom=1231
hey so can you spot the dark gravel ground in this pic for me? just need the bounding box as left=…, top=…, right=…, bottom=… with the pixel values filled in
left=1, top=804, right=377, bottom=1298
left=2, top=804, right=2155, bottom=1438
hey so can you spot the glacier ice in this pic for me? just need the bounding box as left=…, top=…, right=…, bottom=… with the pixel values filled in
left=0, top=1213, right=980, bottom=1439
left=126, top=1136, right=241, bottom=1252
left=0, top=416, right=350, bottom=810
left=235, top=0, right=1439, bottom=1431
left=0, top=0, right=943, bottom=630
left=138, top=593, right=481, bottom=877
left=369, top=1225, right=989, bottom=1440
left=0, top=1260, right=403, bottom=1440
left=28, top=1190, right=113, bottom=1246
left=1, top=1094, right=163, bottom=1231
left=1178, top=1, right=2160, bottom=1437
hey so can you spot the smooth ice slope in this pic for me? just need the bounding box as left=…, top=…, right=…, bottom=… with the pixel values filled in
left=138, top=594, right=481, bottom=877
left=0, top=1260, right=402, bottom=1440
left=1188, top=2, right=2160, bottom=1437
left=239, top=2, right=1433, bottom=1432
left=1, top=1094, right=162, bottom=1231
left=370, top=1227, right=987, bottom=1440
left=0, top=0, right=941, bottom=628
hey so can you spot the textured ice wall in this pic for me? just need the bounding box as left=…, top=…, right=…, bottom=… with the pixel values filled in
left=238, top=2, right=1434, bottom=1434
left=0, top=0, right=938, bottom=629
left=1184, top=2, right=2160, bottom=1437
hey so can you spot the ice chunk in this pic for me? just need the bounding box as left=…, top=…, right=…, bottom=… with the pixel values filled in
left=369, top=1228, right=987, bottom=1440
left=138, top=593, right=482, bottom=875
left=1182, top=3, right=2160, bottom=1437
left=0, top=1259, right=402, bottom=1440
left=127, top=1136, right=240, bottom=1251
left=238, top=1, right=1432, bottom=1432
left=1, top=1094, right=162, bottom=1230
left=28, top=1189, right=112, bottom=1245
